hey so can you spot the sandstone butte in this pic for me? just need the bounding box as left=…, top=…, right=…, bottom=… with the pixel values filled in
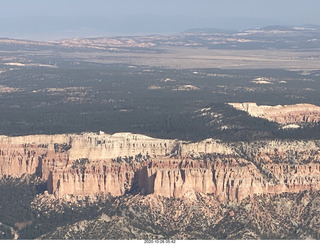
left=228, top=102, right=320, bottom=124
left=1, top=131, right=320, bottom=203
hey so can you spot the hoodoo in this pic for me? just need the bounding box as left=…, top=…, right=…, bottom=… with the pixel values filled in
left=1, top=132, right=320, bottom=202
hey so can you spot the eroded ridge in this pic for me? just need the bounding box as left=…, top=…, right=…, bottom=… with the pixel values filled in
left=229, top=102, right=320, bottom=124
left=1, top=132, right=320, bottom=202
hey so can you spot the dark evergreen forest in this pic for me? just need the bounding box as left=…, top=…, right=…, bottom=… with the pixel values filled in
left=1, top=61, right=320, bottom=141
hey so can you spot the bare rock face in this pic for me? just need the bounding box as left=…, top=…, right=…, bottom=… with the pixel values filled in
left=138, top=160, right=215, bottom=197
left=0, top=131, right=231, bottom=179
left=0, top=135, right=68, bottom=179
left=229, top=102, right=320, bottom=124
left=180, top=139, right=233, bottom=157
left=136, top=155, right=320, bottom=202
left=0, top=132, right=178, bottom=178
left=1, top=132, right=320, bottom=203
left=50, top=162, right=137, bottom=198
left=68, top=132, right=178, bottom=161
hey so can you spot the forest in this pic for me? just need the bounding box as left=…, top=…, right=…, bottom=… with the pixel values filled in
left=1, top=59, right=320, bottom=141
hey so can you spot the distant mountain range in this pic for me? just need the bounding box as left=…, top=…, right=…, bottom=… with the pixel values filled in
left=1, top=25, right=320, bottom=51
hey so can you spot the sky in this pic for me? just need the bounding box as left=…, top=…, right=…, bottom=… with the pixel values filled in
left=0, top=0, right=320, bottom=40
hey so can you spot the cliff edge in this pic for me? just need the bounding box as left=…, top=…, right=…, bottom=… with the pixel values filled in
left=1, top=132, right=320, bottom=203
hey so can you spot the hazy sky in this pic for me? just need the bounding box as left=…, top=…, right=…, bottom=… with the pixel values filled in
left=1, top=0, right=320, bottom=40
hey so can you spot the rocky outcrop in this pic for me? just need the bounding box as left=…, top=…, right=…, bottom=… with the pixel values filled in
left=0, top=132, right=177, bottom=178
left=229, top=102, right=320, bottom=124
left=50, top=162, right=137, bottom=198
left=1, top=132, right=320, bottom=203
left=48, top=156, right=320, bottom=202
left=0, top=131, right=231, bottom=179
left=0, top=140, right=66, bottom=179
left=136, top=155, right=320, bottom=202
left=67, top=132, right=178, bottom=161
left=179, top=138, right=233, bottom=157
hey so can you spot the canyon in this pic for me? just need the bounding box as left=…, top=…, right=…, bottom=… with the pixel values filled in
left=1, top=131, right=320, bottom=203
left=2, top=25, right=320, bottom=239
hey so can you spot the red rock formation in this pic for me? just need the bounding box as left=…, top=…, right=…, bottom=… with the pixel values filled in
left=1, top=132, right=320, bottom=203
left=138, top=160, right=215, bottom=198
left=48, top=155, right=320, bottom=203
left=50, top=162, right=137, bottom=198
left=229, top=102, right=320, bottom=124
left=0, top=143, right=64, bottom=178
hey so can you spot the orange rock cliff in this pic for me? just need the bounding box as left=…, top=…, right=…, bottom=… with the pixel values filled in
left=1, top=132, right=320, bottom=202
left=229, top=103, right=320, bottom=124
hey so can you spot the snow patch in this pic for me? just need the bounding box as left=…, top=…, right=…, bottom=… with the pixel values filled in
left=282, top=124, right=300, bottom=129
left=173, top=85, right=200, bottom=91
left=251, top=77, right=272, bottom=84
left=148, top=85, right=162, bottom=90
